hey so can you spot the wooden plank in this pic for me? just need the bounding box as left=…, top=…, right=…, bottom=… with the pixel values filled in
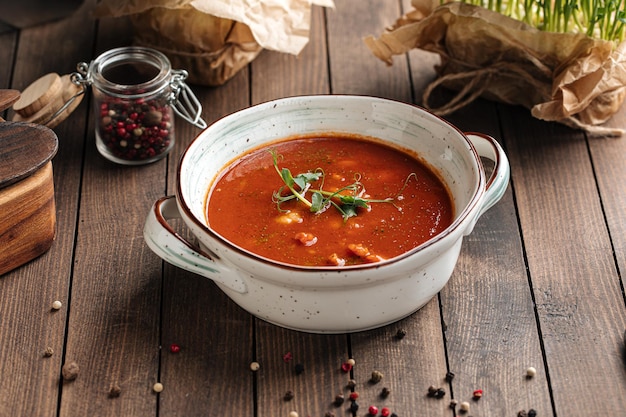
left=157, top=54, right=256, bottom=417
left=252, top=6, right=329, bottom=102
left=499, top=105, right=626, bottom=413
left=327, top=0, right=412, bottom=102
left=329, top=1, right=448, bottom=416
left=430, top=100, right=553, bottom=417
left=0, top=2, right=95, bottom=417
left=250, top=6, right=352, bottom=417
left=589, top=106, right=626, bottom=293
left=56, top=11, right=166, bottom=417
left=0, top=32, right=16, bottom=90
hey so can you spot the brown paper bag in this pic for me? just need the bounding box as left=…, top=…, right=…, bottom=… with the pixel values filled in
left=95, top=0, right=334, bottom=86
left=365, top=1, right=626, bottom=136
left=95, top=1, right=262, bottom=86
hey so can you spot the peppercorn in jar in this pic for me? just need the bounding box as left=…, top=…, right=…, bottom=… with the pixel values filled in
left=72, top=47, right=206, bottom=165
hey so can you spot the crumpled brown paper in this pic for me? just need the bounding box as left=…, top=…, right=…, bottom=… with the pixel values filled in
left=96, top=0, right=334, bottom=86
left=365, top=1, right=626, bottom=136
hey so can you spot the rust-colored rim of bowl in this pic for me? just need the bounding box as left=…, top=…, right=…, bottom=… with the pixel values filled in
left=176, top=95, right=487, bottom=272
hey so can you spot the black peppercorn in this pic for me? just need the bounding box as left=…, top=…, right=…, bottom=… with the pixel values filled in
left=380, top=387, right=391, bottom=398
left=284, top=390, right=294, bottom=401
left=517, top=411, right=528, bottom=417
left=349, top=401, right=359, bottom=413
left=294, top=363, right=304, bottom=375
left=334, top=394, right=345, bottom=406
left=445, top=371, right=455, bottom=382
left=528, top=409, right=537, bottom=417
left=427, top=385, right=445, bottom=398
left=395, top=329, right=407, bottom=339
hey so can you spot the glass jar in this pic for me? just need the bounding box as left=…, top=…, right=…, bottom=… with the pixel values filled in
left=73, top=47, right=206, bottom=165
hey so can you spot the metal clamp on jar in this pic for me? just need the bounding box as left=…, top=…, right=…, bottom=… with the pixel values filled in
left=72, top=46, right=207, bottom=165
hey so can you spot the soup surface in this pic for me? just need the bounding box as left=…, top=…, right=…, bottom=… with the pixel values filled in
left=206, top=135, right=453, bottom=267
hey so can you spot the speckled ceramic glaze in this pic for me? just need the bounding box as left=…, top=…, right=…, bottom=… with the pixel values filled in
left=144, top=95, right=510, bottom=333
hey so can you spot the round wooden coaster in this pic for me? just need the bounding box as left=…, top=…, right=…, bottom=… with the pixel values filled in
left=13, top=73, right=62, bottom=118
left=12, top=74, right=84, bottom=128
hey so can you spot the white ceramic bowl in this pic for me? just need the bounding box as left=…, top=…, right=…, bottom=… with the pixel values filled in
left=144, top=95, right=509, bottom=333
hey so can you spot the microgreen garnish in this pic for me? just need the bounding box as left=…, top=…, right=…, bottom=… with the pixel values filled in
left=271, top=150, right=414, bottom=221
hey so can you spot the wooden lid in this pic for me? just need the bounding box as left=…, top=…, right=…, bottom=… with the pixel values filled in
left=12, top=73, right=84, bottom=128
left=0, top=121, right=58, bottom=190
left=0, top=89, right=21, bottom=116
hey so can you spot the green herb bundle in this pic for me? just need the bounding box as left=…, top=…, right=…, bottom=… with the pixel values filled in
left=454, top=0, right=626, bottom=42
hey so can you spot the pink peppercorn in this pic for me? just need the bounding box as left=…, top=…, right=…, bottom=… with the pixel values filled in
left=283, top=352, right=293, bottom=362
left=473, top=389, right=483, bottom=400
left=170, top=344, right=180, bottom=353
left=341, top=362, right=353, bottom=372
left=368, top=405, right=379, bottom=415
left=349, top=392, right=359, bottom=401
left=380, top=407, right=390, bottom=417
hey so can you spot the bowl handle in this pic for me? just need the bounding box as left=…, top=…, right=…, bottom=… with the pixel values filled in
left=143, top=195, right=247, bottom=294
left=465, top=132, right=511, bottom=232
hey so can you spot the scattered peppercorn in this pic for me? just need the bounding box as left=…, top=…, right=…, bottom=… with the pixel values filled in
left=349, top=391, right=359, bottom=401
left=349, top=401, right=359, bottom=413
left=334, top=393, right=345, bottom=406
left=294, top=363, right=304, bottom=375
left=341, top=362, right=353, bottom=372
left=43, top=347, right=54, bottom=357
left=370, top=370, right=383, bottom=383
left=288, top=411, right=298, bottom=417
left=51, top=300, right=62, bottom=310
left=169, top=343, right=180, bottom=353
left=427, top=385, right=445, bottom=398
left=526, top=367, right=537, bottom=378
left=472, top=389, right=483, bottom=400
left=449, top=399, right=458, bottom=409
left=528, top=409, right=537, bottom=417
left=347, top=358, right=356, bottom=366
left=368, top=405, right=379, bottom=415
left=445, top=371, right=455, bottom=382
left=459, top=401, right=470, bottom=413
left=380, top=387, right=391, bottom=398
left=380, top=407, right=391, bottom=417
left=61, top=361, right=79, bottom=381
left=250, top=361, right=260, bottom=371
left=347, top=379, right=357, bottom=389
left=324, top=412, right=335, bottom=417
left=284, top=390, right=294, bottom=401
left=152, top=382, right=164, bottom=393
left=395, top=329, right=407, bottom=339
left=108, top=384, right=121, bottom=398
left=517, top=411, right=528, bottom=417
left=283, top=352, right=293, bottom=362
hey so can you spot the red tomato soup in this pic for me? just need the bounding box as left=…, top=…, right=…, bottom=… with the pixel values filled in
left=206, top=135, right=453, bottom=267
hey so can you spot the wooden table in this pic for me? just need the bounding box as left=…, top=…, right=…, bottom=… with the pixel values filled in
left=2, top=1, right=626, bottom=416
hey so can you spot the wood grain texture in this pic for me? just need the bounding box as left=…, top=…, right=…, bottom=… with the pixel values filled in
left=500, top=105, right=626, bottom=414
left=0, top=162, right=56, bottom=276
left=57, top=7, right=163, bottom=417
left=1, top=0, right=625, bottom=416
left=159, top=37, right=256, bottom=417
left=423, top=99, right=554, bottom=417
left=327, top=0, right=411, bottom=101
left=0, top=2, right=94, bottom=417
